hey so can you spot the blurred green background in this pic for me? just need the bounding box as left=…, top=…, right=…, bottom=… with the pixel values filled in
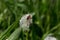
left=0, top=0, right=60, bottom=40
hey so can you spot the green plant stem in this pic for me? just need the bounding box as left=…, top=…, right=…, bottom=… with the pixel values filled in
left=41, top=23, right=60, bottom=40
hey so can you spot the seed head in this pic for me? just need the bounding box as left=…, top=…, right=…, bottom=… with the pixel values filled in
left=44, top=34, right=57, bottom=40
left=20, top=13, right=35, bottom=32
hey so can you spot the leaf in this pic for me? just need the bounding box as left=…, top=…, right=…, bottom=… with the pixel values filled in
left=7, top=27, right=21, bottom=40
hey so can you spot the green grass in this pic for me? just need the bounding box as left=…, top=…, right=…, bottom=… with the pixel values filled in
left=0, top=0, right=60, bottom=40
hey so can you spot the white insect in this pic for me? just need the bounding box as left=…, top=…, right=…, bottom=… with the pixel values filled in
left=20, top=13, right=35, bottom=32
left=44, top=34, right=57, bottom=40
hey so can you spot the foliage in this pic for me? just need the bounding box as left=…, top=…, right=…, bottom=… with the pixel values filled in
left=0, top=0, right=60, bottom=40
